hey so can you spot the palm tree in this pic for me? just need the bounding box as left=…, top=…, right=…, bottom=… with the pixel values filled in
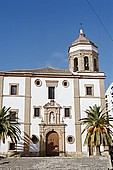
left=79, top=104, right=113, bottom=156
left=0, top=106, right=21, bottom=144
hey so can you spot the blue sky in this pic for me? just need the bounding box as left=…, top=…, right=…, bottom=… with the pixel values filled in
left=0, top=0, right=113, bottom=90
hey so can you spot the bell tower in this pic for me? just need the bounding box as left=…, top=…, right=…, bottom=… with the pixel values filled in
left=68, top=29, right=99, bottom=73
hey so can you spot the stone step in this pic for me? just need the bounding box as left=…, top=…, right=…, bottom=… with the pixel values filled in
left=0, top=156, right=111, bottom=170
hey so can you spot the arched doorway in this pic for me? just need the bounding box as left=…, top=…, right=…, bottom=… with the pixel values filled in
left=46, top=131, right=59, bottom=156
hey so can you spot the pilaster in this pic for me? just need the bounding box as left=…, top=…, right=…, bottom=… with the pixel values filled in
left=24, top=77, right=31, bottom=152
left=0, top=76, right=3, bottom=109
left=74, top=77, right=82, bottom=155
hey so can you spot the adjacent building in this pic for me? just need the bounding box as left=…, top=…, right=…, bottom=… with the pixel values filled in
left=0, top=29, right=106, bottom=156
left=105, top=83, right=113, bottom=117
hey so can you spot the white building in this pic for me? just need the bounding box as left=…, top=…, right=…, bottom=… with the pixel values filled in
left=105, top=83, right=113, bottom=117
left=0, top=29, right=106, bottom=156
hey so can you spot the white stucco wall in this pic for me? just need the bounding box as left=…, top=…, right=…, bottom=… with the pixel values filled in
left=79, top=79, right=100, bottom=97
left=30, top=77, right=75, bottom=152
left=79, top=77, right=101, bottom=153
left=1, top=77, right=26, bottom=153
left=0, top=74, right=105, bottom=155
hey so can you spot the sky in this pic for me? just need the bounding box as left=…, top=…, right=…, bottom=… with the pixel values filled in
left=0, top=0, right=113, bottom=90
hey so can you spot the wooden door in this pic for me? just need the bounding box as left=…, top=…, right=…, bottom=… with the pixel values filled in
left=46, top=131, right=59, bottom=156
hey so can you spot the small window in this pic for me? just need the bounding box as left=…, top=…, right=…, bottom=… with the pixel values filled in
left=9, top=110, right=18, bottom=122
left=85, top=84, right=94, bottom=97
left=48, top=87, right=55, bottom=99
left=10, top=111, right=17, bottom=121
left=106, top=103, right=108, bottom=108
left=34, top=108, right=40, bottom=117
left=64, top=108, right=71, bottom=118
left=62, top=80, right=69, bottom=88
left=10, top=85, right=17, bottom=95
left=67, top=135, right=75, bottom=144
left=31, top=135, right=39, bottom=144
left=86, top=87, right=92, bottom=95
left=35, top=79, right=42, bottom=87
left=10, top=84, right=19, bottom=95
left=9, top=143, right=15, bottom=150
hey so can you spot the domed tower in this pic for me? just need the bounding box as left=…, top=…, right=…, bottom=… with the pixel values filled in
left=68, top=29, right=99, bottom=72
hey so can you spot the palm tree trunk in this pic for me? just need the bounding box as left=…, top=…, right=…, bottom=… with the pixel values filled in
left=89, top=145, right=93, bottom=156
left=96, top=145, right=101, bottom=155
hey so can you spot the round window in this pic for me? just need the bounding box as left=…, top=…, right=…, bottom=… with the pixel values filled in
left=35, top=79, right=42, bottom=87
left=31, top=135, right=39, bottom=144
left=62, top=80, right=69, bottom=88
left=67, top=135, right=75, bottom=144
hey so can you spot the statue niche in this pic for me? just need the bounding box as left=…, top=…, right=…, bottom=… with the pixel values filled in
left=43, top=100, right=61, bottom=125
left=49, top=112, right=55, bottom=124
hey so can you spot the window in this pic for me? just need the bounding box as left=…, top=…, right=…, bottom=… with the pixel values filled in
left=62, top=80, right=69, bottom=88
left=34, top=108, right=40, bottom=117
left=10, top=84, right=18, bottom=95
left=31, top=135, right=39, bottom=144
left=9, top=143, right=15, bottom=150
left=74, top=58, right=78, bottom=72
left=86, top=87, right=92, bottom=95
left=64, top=108, right=71, bottom=118
left=84, top=56, right=89, bottom=70
left=66, top=135, right=75, bottom=144
left=35, top=79, right=42, bottom=87
left=85, top=84, right=94, bottom=97
left=10, top=110, right=18, bottom=122
left=106, top=103, right=108, bottom=108
left=48, top=87, right=55, bottom=99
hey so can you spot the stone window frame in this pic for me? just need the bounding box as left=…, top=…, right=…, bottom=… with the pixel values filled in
left=9, top=83, right=19, bottom=96
left=46, top=80, right=58, bottom=87
left=9, top=109, right=19, bottom=122
left=62, top=80, right=70, bottom=88
left=46, top=80, right=58, bottom=100
left=34, top=79, right=42, bottom=87
left=66, top=135, right=75, bottom=144
left=33, top=106, right=42, bottom=118
left=31, top=134, right=39, bottom=144
left=63, top=106, right=72, bottom=119
left=84, top=84, right=94, bottom=97
left=48, top=86, right=55, bottom=99
left=8, top=142, right=16, bottom=150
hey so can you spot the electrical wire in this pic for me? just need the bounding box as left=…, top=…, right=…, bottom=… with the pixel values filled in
left=87, top=0, right=113, bottom=42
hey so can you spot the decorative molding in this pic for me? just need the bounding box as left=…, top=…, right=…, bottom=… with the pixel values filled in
left=46, top=80, right=58, bottom=87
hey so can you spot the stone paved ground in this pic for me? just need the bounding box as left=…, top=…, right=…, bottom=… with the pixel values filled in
left=0, top=156, right=112, bottom=170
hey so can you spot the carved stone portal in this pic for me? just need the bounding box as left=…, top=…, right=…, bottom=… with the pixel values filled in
left=39, top=100, right=66, bottom=156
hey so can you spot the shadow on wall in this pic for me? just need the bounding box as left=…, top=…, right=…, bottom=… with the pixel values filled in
left=13, top=132, right=40, bottom=157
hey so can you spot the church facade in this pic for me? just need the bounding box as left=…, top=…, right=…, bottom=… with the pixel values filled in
left=0, top=29, right=106, bottom=156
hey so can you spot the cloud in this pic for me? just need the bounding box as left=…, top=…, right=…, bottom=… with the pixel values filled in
left=51, top=51, right=67, bottom=63
left=43, top=51, right=68, bottom=69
